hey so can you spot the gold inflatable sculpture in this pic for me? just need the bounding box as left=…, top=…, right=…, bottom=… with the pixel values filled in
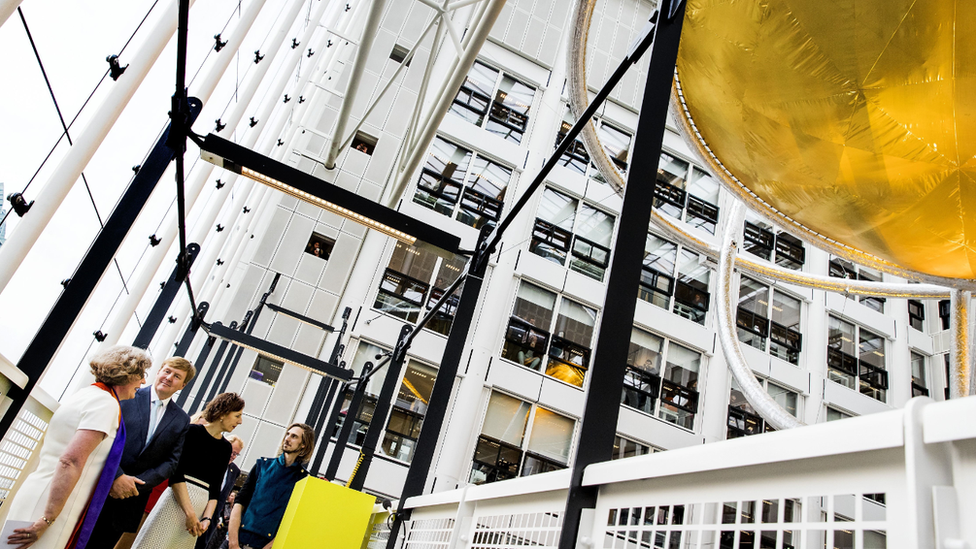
left=673, top=0, right=976, bottom=279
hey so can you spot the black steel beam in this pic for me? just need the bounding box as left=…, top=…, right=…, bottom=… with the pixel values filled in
left=173, top=300, right=208, bottom=357
left=189, top=324, right=235, bottom=414
left=132, top=243, right=200, bottom=349
left=325, top=362, right=373, bottom=480
left=176, top=331, right=215, bottom=408
left=0, top=99, right=202, bottom=440
left=265, top=302, right=334, bottom=332
left=347, top=325, right=411, bottom=491
left=557, top=2, right=686, bottom=547
left=207, top=321, right=353, bottom=382
left=199, top=133, right=461, bottom=254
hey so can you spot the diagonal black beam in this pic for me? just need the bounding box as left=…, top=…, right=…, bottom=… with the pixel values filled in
left=0, top=99, right=202, bottom=441
left=132, top=243, right=200, bottom=349
left=207, top=322, right=353, bottom=382
left=266, top=303, right=335, bottom=333
left=199, top=133, right=461, bottom=254
left=557, top=2, right=687, bottom=547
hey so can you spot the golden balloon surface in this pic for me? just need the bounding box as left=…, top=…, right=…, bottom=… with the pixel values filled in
left=675, top=0, right=976, bottom=279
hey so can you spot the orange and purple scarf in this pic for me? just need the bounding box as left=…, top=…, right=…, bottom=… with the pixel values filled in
left=64, top=383, right=126, bottom=549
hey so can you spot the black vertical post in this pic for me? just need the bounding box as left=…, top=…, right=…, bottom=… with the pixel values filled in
left=173, top=301, right=208, bottom=357
left=0, top=100, right=202, bottom=441
left=207, top=311, right=252, bottom=401
left=348, top=325, right=411, bottom=491
left=177, top=333, right=216, bottom=408
left=324, top=361, right=373, bottom=481
left=307, top=307, right=352, bottom=427
left=557, top=2, right=686, bottom=547
left=309, top=375, right=342, bottom=475
left=132, top=243, right=201, bottom=349
left=189, top=321, right=236, bottom=414
left=386, top=224, right=491, bottom=544
left=214, top=273, right=281, bottom=394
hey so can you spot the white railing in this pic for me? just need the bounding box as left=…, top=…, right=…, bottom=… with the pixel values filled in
left=0, top=352, right=57, bottom=523
left=398, top=396, right=976, bottom=549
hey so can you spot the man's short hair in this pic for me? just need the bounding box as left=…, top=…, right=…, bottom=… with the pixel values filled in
left=161, top=356, right=196, bottom=385
left=226, top=434, right=244, bottom=447
left=285, top=423, right=316, bottom=464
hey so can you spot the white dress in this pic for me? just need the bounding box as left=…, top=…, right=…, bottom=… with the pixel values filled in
left=7, top=385, right=119, bottom=549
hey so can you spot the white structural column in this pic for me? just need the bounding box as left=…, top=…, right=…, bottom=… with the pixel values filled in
left=386, top=0, right=507, bottom=207
left=0, top=0, right=20, bottom=30
left=323, top=0, right=388, bottom=168
left=94, top=0, right=271, bottom=351
left=717, top=202, right=804, bottom=431
left=949, top=289, right=972, bottom=398
left=0, top=0, right=196, bottom=297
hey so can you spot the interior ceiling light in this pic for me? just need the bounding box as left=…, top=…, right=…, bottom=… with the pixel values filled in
left=199, top=134, right=461, bottom=253
left=208, top=321, right=352, bottom=381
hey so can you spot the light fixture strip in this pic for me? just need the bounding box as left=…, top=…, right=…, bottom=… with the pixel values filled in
left=240, top=167, right=417, bottom=245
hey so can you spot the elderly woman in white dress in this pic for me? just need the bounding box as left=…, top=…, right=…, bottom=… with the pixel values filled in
left=6, top=346, right=151, bottom=549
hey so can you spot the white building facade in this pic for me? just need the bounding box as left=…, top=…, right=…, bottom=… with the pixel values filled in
left=153, top=0, right=953, bottom=502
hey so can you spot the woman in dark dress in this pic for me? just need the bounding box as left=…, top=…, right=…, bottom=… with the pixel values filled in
left=131, top=393, right=245, bottom=549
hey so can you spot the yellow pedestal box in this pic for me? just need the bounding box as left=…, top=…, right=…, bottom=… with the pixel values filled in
left=274, top=476, right=376, bottom=548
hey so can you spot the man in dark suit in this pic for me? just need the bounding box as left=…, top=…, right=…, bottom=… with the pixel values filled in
left=87, top=357, right=195, bottom=548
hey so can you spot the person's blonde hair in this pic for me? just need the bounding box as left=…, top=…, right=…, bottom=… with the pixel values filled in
left=160, top=356, right=196, bottom=385
left=226, top=434, right=244, bottom=447
left=89, top=346, right=152, bottom=387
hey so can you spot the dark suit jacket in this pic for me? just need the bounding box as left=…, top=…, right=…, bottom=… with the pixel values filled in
left=108, top=386, right=190, bottom=531
left=202, top=463, right=241, bottom=549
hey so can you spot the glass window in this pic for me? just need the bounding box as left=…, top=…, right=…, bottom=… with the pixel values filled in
left=374, top=241, right=466, bottom=334
left=530, top=188, right=577, bottom=265
left=471, top=392, right=574, bottom=484
left=829, top=256, right=885, bottom=311
left=659, top=343, right=701, bottom=429
left=908, top=300, right=925, bottom=331
left=653, top=153, right=720, bottom=234
left=826, top=407, right=851, bottom=421
left=597, top=122, right=631, bottom=173
left=414, top=136, right=510, bottom=228
left=304, top=233, right=335, bottom=261
left=611, top=436, right=653, bottom=460
left=451, top=61, right=536, bottom=144
left=546, top=299, right=597, bottom=387
left=728, top=379, right=798, bottom=439
left=911, top=352, right=928, bottom=397
left=381, top=360, right=436, bottom=462
left=249, top=356, right=283, bottom=386
left=334, top=342, right=388, bottom=446
left=570, top=205, right=614, bottom=281
left=555, top=111, right=589, bottom=174
left=737, top=277, right=770, bottom=351
left=501, top=282, right=598, bottom=388
left=481, top=391, right=531, bottom=447
left=640, top=234, right=710, bottom=324
left=523, top=408, right=574, bottom=476
left=827, top=315, right=887, bottom=402
left=622, top=328, right=664, bottom=414
left=449, top=62, right=497, bottom=126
